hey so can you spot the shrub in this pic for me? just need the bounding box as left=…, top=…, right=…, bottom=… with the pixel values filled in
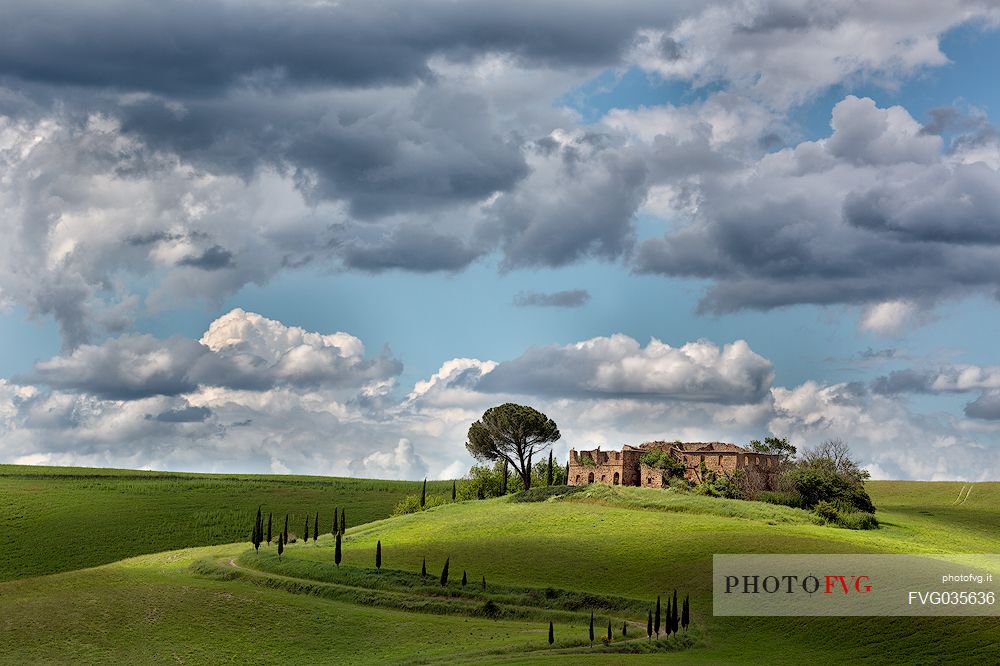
left=475, top=599, right=502, bottom=619
left=578, top=454, right=596, bottom=467
left=695, top=470, right=745, bottom=500
left=786, top=466, right=875, bottom=513
left=668, top=477, right=693, bottom=492
left=837, top=511, right=879, bottom=530
left=757, top=491, right=806, bottom=509
left=457, top=461, right=525, bottom=500
left=392, top=495, right=421, bottom=516
left=813, top=500, right=840, bottom=523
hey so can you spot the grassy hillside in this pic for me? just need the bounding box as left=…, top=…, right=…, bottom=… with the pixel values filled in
left=0, top=464, right=452, bottom=581
left=0, top=473, right=997, bottom=664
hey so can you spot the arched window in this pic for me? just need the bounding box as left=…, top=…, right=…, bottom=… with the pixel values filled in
left=587, top=472, right=594, bottom=484
left=601, top=475, right=606, bottom=482
left=613, top=472, right=620, bottom=485
left=718, top=455, right=723, bottom=466
left=575, top=475, right=581, bottom=483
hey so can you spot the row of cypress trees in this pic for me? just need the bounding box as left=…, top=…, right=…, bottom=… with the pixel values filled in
left=560, top=592, right=690, bottom=648
left=646, top=590, right=689, bottom=639
left=251, top=506, right=349, bottom=556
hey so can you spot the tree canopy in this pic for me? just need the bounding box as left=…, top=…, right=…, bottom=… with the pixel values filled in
left=466, top=403, right=560, bottom=491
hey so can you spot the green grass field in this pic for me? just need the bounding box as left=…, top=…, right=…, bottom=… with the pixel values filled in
left=0, top=464, right=452, bottom=581
left=0, top=467, right=997, bottom=664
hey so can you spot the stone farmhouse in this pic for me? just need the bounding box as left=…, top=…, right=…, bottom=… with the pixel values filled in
left=567, top=441, right=780, bottom=489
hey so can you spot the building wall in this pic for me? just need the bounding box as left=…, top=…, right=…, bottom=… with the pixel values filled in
left=568, top=449, right=621, bottom=486
left=569, top=445, right=779, bottom=489
left=639, top=463, right=666, bottom=488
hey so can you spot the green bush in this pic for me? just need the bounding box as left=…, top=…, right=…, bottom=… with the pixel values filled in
left=787, top=467, right=875, bottom=513
left=578, top=454, right=596, bottom=467
left=695, top=469, right=745, bottom=500
left=757, top=491, right=806, bottom=509
left=668, top=477, right=693, bottom=492
left=457, top=461, right=525, bottom=500
left=813, top=500, right=840, bottom=523
left=836, top=511, right=879, bottom=530
left=474, top=599, right=502, bottom=619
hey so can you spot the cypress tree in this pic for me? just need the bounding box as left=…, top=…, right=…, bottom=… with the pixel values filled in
left=682, top=595, right=689, bottom=633
left=421, top=557, right=427, bottom=577
left=314, top=512, right=319, bottom=543
left=420, top=478, right=427, bottom=507
left=546, top=450, right=554, bottom=486
left=332, top=507, right=338, bottom=536
left=607, top=619, right=612, bottom=642
left=461, top=570, right=467, bottom=586
left=375, top=540, right=382, bottom=571
left=252, top=506, right=262, bottom=552
left=334, top=531, right=342, bottom=567
left=501, top=461, right=508, bottom=495
left=440, top=557, right=449, bottom=587
left=283, top=514, right=289, bottom=544
left=589, top=612, right=594, bottom=642
left=671, top=589, right=679, bottom=634
left=340, top=508, right=346, bottom=534
left=277, top=533, right=284, bottom=560
left=481, top=575, right=486, bottom=591
left=452, top=480, right=456, bottom=501
left=564, top=461, right=569, bottom=485
left=646, top=610, right=652, bottom=639
left=654, top=595, right=661, bottom=637
left=304, top=515, right=309, bottom=543
left=548, top=621, right=554, bottom=645
left=266, top=512, right=272, bottom=546
left=665, top=596, right=672, bottom=637
left=622, top=621, right=627, bottom=637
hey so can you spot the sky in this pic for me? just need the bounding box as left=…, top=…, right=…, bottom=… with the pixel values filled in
left=2, top=0, right=1000, bottom=481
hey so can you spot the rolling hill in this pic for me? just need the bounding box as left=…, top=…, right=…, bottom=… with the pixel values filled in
left=0, top=467, right=997, bottom=664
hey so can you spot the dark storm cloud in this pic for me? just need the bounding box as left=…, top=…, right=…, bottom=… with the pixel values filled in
left=177, top=245, right=234, bottom=270
left=489, top=133, right=649, bottom=269
left=871, top=369, right=937, bottom=395
left=734, top=1, right=843, bottom=33
left=920, top=106, right=998, bottom=149
left=27, top=336, right=208, bottom=399
left=0, top=0, right=688, bottom=94
left=843, top=163, right=1000, bottom=245
left=634, top=96, right=1000, bottom=314
left=963, top=390, right=1000, bottom=419
left=339, top=226, right=482, bottom=273
left=115, top=85, right=530, bottom=218
left=512, top=289, right=591, bottom=308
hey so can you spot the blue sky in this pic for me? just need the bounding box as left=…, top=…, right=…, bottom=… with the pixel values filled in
left=1, top=1, right=999, bottom=480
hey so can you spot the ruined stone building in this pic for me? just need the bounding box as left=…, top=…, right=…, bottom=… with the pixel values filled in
left=567, top=441, right=779, bottom=489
